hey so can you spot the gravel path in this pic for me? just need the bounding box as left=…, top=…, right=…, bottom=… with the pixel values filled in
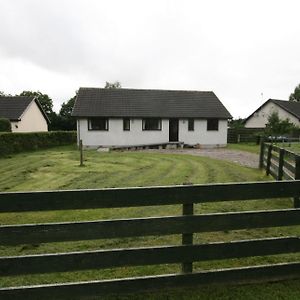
left=142, top=148, right=259, bottom=169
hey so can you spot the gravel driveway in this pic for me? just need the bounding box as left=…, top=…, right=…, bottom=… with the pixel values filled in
left=142, top=148, right=259, bottom=169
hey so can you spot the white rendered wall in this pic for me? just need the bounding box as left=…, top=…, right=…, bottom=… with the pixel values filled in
left=245, top=102, right=300, bottom=128
left=78, top=118, right=228, bottom=147
left=11, top=101, right=48, bottom=132
left=78, top=118, right=169, bottom=147
left=179, top=119, right=228, bottom=146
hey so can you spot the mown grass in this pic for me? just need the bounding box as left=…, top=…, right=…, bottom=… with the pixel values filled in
left=0, top=145, right=299, bottom=299
left=280, top=142, right=300, bottom=154
left=227, top=143, right=260, bottom=154
left=227, top=141, right=300, bottom=155
left=0, top=145, right=266, bottom=192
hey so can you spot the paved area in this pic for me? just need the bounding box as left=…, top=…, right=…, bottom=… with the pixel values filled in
left=142, top=148, right=259, bottom=169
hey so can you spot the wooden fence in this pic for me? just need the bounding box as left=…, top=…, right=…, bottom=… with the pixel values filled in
left=259, top=142, right=300, bottom=181
left=1, top=181, right=300, bottom=299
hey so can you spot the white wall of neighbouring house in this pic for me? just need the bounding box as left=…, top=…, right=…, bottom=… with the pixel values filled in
left=77, top=118, right=228, bottom=148
left=10, top=101, right=48, bottom=132
left=245, top=102, right=300, bottom=128
left=179, top=119, right=228, bottom=147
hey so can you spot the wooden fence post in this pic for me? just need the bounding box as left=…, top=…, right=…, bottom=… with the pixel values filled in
left=79, top=140, right=84, bottom=167
left=266, top=144, right=273, bottom=176
left=259, top=139, right=265, bottom=169
left=277, top=148, right=285, bottom=181
left=181, top=203, right=194, bottom=273
left=294, top=155, right=300, bottom=208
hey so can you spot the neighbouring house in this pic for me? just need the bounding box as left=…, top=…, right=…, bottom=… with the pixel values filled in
left=72, top=87, right=232, bottom=148
left=244, top=99, right=300, bottom=128
left=0, top=96, right=49, bottom=132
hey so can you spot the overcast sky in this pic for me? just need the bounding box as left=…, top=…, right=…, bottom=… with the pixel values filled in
left=0, top=0, right=299, bottom=117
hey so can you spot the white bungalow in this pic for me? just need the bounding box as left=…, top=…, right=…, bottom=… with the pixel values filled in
left=72, top=87, right=232, bottom=148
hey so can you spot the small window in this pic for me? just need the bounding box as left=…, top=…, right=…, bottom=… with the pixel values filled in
left=123, top=118, right=130, bottom=131
left=188, top=119, right=194, bottom=131
left=142, top=118, right=162, bottom=131
left=88, top=118, right=109, bottom=131
left=207, top=119, right=219, bottom=131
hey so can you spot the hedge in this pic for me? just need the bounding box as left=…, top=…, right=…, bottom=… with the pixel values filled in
left=0, top=131, right=77, bottom=157
left=0, top=118, right=11, bottom=132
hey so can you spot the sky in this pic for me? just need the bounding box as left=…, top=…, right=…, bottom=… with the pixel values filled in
left=0, top=0, right=299, bottom=118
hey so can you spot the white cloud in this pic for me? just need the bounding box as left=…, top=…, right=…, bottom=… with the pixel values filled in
left=0, top=0, right=300, bottom=116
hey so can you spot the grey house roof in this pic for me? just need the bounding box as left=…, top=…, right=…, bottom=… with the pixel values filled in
left=271, top=99, right=300, bottom=120
left=245, top=99, right=300, bottom=123
left=0, top=96, right=50, bottom=122
left=72, top=88, right=232, bottom=119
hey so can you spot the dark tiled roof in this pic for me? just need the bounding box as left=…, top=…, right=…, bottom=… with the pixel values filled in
left=72, top=88, right=232, bottom=119
left=0, top=96, right=34, bottom=121
left=271, top=99, right=300, bottom=120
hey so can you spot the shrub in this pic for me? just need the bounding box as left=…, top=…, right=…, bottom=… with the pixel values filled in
left=0, top=131, right=76, bottom=157
left=0, top=118, right=12, bottom=132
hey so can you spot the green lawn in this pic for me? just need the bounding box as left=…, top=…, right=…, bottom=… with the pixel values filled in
left=0, top=145, right=267, bottom=192
left=227, top=141, right=300, bottom=156
left=227, top=143, right=260, bottom=154
left=281, top=142, right=300, bottom=154
left=0, top=146, right=299, bottom=299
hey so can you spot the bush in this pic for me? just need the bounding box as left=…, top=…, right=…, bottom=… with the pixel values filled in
left=0, top=118, right=12, bottom=132
left=0, top=131, right=77, bottom=157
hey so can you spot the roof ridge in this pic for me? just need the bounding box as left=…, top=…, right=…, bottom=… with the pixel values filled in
left=79, top=87, right=214, bottom=93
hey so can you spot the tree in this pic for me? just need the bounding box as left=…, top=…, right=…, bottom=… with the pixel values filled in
left=104, top=81, right=122, bottom=89
left=265, top=112, right=295, bottom=137
left=289, top=83, right=300, bottom=102
left=0, top=91, right=12, bottom=96
left=58, top=94, right=77, bottom=130
left=228, top=118, right=245, bottom=129
left=18, top=91, right=54, bottom=117
left=60, top=95, right=76, bottom=118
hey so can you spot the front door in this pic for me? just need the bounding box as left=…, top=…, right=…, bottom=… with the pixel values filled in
left=169, top=119, right=179, bottom=142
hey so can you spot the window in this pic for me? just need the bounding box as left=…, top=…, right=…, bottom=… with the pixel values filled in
left=123, top=118, right=130, bottom=131
left=142, top=118, right=162, bottom=130
left=188, top=119, right=194, bottom=131
left=207, top=119, right=219, bottom=131
left=88, top=118, right=109, bottom=131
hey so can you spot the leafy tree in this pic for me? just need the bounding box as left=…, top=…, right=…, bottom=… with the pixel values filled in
left=60, top=95, right=76, bottom=118
left=228, top=118, right=245, bottom=129
left=265, top=112, right=295, bottom=137
left=58, top=94, right=77, bottom=130
left=18, top=91, right=54, bottom=117
left=0, top=118, right=12, bottom=132
left=0, top=91, right=12, bottom=96
left=104, top=81, right=122, bottom=89
left=289, top=83, right=300, bottom=102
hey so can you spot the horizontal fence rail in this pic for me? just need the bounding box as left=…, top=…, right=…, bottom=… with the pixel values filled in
left=2, top=263, right=300, bottom=300
left=1, top=180, right=300, bottom=299
left=1, top=237, right=300, bottom=276
left=1, top=180, right=300, bottom=212
left=1, top=209, right=300, bottom=245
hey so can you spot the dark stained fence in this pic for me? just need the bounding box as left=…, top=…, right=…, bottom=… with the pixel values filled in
left=1, top=181, right=300, bottom=299
left=260, top=143, right=300, bottom=181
